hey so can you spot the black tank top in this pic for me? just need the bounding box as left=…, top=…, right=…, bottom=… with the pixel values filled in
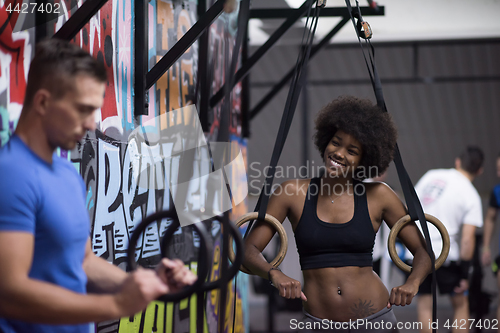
left=294, top=177, right=376, bottom=270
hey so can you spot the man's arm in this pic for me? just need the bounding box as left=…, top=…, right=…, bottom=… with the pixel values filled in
left=460, top=224, right=477, bottom=262
left=0, top=231, right=168, bottom=324
left=83, top=239, right=127, bottom=294
left=453, top=224, right=477, bottom=293
left=482, top=207, right=498, bottom=266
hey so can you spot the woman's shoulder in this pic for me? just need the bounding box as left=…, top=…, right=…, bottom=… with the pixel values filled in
left=363, top=181, right=397, bottom=199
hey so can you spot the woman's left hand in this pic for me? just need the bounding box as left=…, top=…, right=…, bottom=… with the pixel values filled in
left=387, top=282, right=418, bottom=307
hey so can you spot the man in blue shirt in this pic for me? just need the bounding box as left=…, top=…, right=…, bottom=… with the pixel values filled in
left=0, top=38, right=196, bottom=333
left=481, top=153, right=500, bottom=324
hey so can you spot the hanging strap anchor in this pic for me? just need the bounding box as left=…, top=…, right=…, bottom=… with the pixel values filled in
left=352, top=9, right=372, bottom=39
left=358, top=20, right=372, bottom=39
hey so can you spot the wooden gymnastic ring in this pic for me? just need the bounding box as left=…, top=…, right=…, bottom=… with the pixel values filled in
left=228, top=212, right=288, bottom=274
left=388, top=213, right=450, bottom=274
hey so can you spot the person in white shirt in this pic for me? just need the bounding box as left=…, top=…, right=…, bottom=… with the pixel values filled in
left=410, top=146, right=484, bottom=333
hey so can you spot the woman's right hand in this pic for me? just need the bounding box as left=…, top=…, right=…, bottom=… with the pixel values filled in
left=270, top=270, right=307, bottom=301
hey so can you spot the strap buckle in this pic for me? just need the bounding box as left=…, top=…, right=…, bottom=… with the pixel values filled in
left=317, top=0, right=327, bottom=8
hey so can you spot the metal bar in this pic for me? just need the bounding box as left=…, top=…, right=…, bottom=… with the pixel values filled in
left=146, top=0, right=224, bottom=90
left=250, top=16, right=350, bottom=120
left=323, top=37, right=500, bottom=50
left=218, top=212, right=230, bottom=333
left=195, top=1, right=208, bottom=330
left=241, top=22, right=250, bottom=138
left=250, top=5, right=384, bottom=19
left=251, top=75, right=500, bottom=87
left=134, top=0, right=148, bottom=116
left=54, top=0, right=109, bottom=40
left=197, top=0, right=210, bottom=132
left=35, top=5, right=48, bottom=43
left=196, top=290, right=206, bottom=333
left=209, top=0, right=314, bottom=108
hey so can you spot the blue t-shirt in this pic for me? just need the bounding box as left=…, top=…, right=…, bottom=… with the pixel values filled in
left=489, top=183, right=500, bottom=209
left=489, top=183, right=500, bottom=251
left=0, top=135, right=90, bottom=333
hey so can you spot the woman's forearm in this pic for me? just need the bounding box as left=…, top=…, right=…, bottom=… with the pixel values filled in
left=243, top=244, right=275, bottom=280
left=406, top=246, right=432, bottom=286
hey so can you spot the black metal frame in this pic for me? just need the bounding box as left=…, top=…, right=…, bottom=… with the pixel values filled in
left=134, top=0, right=149, bottom=115
left=52, top=0, right=384, bottom=125
left=209, top=0, right=314, bottom=108
left=216, top=7, right=383, bottom=134
left=197, top=1, right=211, bottom=132
left=54, top=0, right=110, bottom=40
left=250, top=5, right=383, bottom=19
left=241, top=24, right=250, bottom=138
left=195, top=1, right=210, bottom=330
left=145, top=0, right=225, bottom=91
left=35, top=0, right=50, bottom=43
left=249, top=16, right=351, bottom=119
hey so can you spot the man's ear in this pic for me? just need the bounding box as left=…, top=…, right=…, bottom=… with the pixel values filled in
left=32, top=89, right=51, bottom=116
left=476, top=167, right=484, bottom=177
left=455, top=157, right=461, bottom=170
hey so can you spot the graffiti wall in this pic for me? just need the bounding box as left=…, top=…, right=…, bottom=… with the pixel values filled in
left=0, top=0, right=32, bottom=146
left=0, top=0, right=248, bottom=332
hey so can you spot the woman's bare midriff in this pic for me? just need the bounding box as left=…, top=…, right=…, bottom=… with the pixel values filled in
left=302, top=266, right=390, bottom=322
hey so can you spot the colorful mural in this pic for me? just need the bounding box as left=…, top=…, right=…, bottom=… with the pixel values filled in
left=0, top=0, right=248, bottom=332
left=0, top=0, right=32, bottom=146
left=206, top=10, right=242, bottom=140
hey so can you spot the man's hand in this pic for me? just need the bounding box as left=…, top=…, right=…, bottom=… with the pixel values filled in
left=453, top=279, right=469, bottom=294
left=156, top=258, right=197, bottom=293
left=481, top=248, right=492, bottom=266
left=113, top=267, right=169, bottom=317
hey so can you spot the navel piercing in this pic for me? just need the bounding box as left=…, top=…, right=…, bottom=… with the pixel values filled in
left=337, top=287, right=341, bottom=295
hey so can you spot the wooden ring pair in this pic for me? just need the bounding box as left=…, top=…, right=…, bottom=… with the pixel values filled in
left=388, top=214, right=450, bottom=273
left=228, top=212, right=288, bottom=274
left=230, top=212, right=450, bottom=275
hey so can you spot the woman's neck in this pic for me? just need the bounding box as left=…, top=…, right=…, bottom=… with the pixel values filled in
left=320, top=174, right=355, bottom=196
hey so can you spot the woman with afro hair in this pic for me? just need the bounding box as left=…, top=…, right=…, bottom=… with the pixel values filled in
left=243, top=96, right=431, bottom=331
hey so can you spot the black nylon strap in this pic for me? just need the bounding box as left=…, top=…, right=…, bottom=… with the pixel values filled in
left=240, top=0, right=320, bottom=242
left=344, top=1, right=437, bottom=331
left=252, top=0, right=320, bottom=227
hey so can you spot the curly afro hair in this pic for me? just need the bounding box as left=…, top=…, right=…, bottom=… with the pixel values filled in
left=313, top=95, right=398, bottom=179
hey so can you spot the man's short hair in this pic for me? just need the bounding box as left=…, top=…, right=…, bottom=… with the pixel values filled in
left=24, top=38, right=107, bottom=107
left=459, top=146, right=484, bottom=175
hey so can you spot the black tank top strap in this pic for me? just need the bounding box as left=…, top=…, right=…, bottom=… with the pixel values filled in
left=304, top=177, right=321, bottom=214
left=295, top=177, right=321, bottom=234
left=352, top=179, right=370, bottom=221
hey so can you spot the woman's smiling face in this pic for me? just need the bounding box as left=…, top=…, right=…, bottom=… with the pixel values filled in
left=323, top=130, right=363, bottom=178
